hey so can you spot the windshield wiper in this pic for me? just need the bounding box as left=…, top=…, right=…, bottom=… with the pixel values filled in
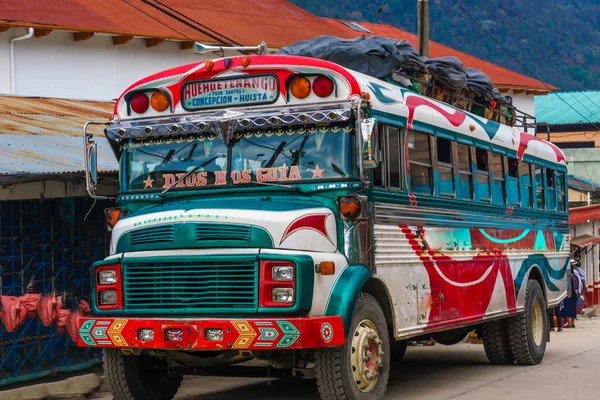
left=160, top=156, right=219, bottom=197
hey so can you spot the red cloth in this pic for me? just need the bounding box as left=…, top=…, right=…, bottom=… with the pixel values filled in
left=37, top=294, right=63, bottom=327
left=0, top=296, right=27, bottom=332
left=20, top=293, right=42, bottom=318
left=66, top=311, right=81, bottom=342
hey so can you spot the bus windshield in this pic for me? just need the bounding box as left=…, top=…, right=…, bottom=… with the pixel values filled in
left=124, top=125, right=354, bottom=191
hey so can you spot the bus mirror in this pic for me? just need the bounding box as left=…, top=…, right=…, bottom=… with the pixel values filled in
left=361, top=118, right=379, bottom=168
left=86, top=141, right=98, bottom=188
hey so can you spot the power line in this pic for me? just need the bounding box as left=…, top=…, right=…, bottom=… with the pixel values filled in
left=478, top=0, right=600, bottom=53
left=369, top=0, right=388, bottom=32
left=449, top=0, right=600, bottom=132
left=140, top=0, right=235, bottom=47
left=481, top=0, right=600, bottom=119
left=148, top=0, right=246, bottom=48
left=123, top=0, right=196, bottom=43
left=569, top=0, right=600, bottom=32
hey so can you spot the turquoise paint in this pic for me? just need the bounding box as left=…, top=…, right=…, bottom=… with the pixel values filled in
left=115, top=222, right=274, bottom=253
left=534, top=231, right=548, bottom=251
left=554, top=232, right=565, bottom=250
left=324, top=265, right=372, bottom=336
left=368, top=82, right=400, bottom=104
left=478, top=228, right=531, bottom=244
left=514, top=254, right=568, bottom=294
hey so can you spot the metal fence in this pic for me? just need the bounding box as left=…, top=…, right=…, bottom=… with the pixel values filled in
left=0, top=197, right=110, bottom=386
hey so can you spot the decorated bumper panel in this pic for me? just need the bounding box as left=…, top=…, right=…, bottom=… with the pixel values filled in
left=76, top=316, right=344, bottom=350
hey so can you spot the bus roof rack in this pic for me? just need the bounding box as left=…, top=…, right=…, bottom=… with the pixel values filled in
left=194, top=41, right=268, bottom=55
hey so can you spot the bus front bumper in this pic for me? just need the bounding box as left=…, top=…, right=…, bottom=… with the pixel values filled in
left=76, top=316, right=344, bottom=350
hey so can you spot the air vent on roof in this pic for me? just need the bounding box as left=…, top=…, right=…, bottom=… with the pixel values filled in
left=342, top=21, right=372, bottom=34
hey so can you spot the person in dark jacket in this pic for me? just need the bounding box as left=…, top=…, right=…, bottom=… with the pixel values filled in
left=564, top=260, right=580, bottom=328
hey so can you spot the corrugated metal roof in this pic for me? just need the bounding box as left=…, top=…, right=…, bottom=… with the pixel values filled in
left=0, top=0, right=352, bottom=48
left=0, top=95, right=117, bottom=176
left=324, top=19, right=556, bottom=92
left=0, top=134, right=117, bottom=176
left=0, top=95, right=113, bottom=137
left=535, top=91, right=600, bottom=125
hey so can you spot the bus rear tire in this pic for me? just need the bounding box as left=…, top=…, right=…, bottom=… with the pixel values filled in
left=103, top=348, right=182, bottom=400
left=507, top=279, right=548, bottom=365
left=315, top=293, right=390, bottom=400
left=481, top=319, right=514, bottom=365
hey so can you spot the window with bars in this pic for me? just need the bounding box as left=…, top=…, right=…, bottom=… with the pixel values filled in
left=457, top=143, right=472, bottom=200
left=491, top=153, right=505, bottom=205
left=507, top=157, right=520, bottom=206
left=437, top=137, right=454, bottom=196
left=534, top=165, right=545, bottom=209
left=520, top=162, right=533, bottom=208
left=475, top=148, right=491, bottom=202
left=408, top=131, right=432, bottom=195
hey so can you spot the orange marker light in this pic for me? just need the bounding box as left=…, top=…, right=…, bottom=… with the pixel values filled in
left=150, top=91, right=170, bottom=112
left=105, top=208, right=124, bottom=230
left=290, top=76, right=311, bottom=99
left=318, top=261, right=335, bottom=275
left=339, top=196, right=361, bottom=220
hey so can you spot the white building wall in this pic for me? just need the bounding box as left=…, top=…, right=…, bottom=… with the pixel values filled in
left=1, top=27, right=242, bottom=101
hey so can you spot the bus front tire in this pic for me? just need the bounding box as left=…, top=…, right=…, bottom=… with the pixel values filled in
left=103, top=348, right=182, bottom=400
left=315, top=293, right=391, bottom=400
left=507, top=279, right=548, bottom=365
left=481, top=319, right=514, bottom=365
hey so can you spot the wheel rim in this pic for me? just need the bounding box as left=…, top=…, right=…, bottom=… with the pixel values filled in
left=350, top=319, right=383, bottom=393
left=532, top=298, right=544, bottom=347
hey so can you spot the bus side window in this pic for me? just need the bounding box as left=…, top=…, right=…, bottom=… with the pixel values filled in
left=387, top=126, right=402, bottom=189
left=519, top=162, right=533, bottom=208
left=491, top=153, right=505, bottom=204
left=534, top=165, right=545, bottom=209
left=546, top=168, right=556, bottom=210
left=557, top=171, right=566, bottom=212
left=436, top=137, right=454, bottom=196
left=373, top=124, right=386, bottom=187
left=475, top=148, right=490, bottom=202
left=408, top=130, right=432, bottom=195
left=457, top=143, right=472, bottom=199
left=507, top=157, right=520, bottom=205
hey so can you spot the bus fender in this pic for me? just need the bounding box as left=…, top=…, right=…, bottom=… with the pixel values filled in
left=324, top=265, right=372, bottom=336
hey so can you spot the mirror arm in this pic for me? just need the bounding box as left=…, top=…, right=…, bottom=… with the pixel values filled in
left=354, top=100, right=365, bottom=185
left=83, top=121, right=116, bottom=200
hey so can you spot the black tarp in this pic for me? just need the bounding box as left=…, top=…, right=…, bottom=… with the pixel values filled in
left=277, top=35, right=424, bottom=78
left=423, top=56, right=468, bottom=90
left=465, top=67, right=494, bottom=101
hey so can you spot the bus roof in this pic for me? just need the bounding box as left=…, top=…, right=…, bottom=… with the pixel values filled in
left=111, top=55, right=565, bottom=167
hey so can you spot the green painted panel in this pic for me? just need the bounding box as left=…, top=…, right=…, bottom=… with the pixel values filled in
left=325, top=265, right=372, bottom=335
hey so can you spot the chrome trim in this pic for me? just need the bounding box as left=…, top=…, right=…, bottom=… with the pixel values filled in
left=106, top=102, right=353, bottom=141
left=83, top=120, right=115, bottom=200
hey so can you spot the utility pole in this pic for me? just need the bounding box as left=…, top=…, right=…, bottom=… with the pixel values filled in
left=418, top=0, right=430, bottom=57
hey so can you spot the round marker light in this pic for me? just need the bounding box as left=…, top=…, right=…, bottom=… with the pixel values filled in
left=150, top=91, right=170, bottom=112
left=313, top=75, right=334, bottom=97
left=290, top=76, right=311, bottom=99
left=339, top=196, right=361, bottom=220
left=130, top=92, right=149, bottom=114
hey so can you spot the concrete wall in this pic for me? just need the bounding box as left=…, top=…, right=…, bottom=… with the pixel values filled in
left=1, top=27, right=242, bottom=101
left=562, top=148, right=600, bottom=183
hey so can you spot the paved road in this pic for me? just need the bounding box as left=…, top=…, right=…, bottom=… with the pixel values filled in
left=95, top=318, right=600, bottom=400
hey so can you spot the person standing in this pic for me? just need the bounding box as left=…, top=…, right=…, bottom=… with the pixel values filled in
left=564, top=260, right=580, bottom=328
left=573, top=263, right=587, bottom=314
left=550, top=301, right=564, bottom=332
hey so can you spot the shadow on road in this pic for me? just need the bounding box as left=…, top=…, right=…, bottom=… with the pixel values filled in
left=180, top=345, right=492, bottom=400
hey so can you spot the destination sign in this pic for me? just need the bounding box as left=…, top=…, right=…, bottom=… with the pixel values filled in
left=182, top=74, right=279, bottom=110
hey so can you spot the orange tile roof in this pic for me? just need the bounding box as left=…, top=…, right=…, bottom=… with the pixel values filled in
left=324, top=19, right=556, bottom=92
left=0, top=1, right=554, bottom=90
left=0, top=0, right=351, bottom=48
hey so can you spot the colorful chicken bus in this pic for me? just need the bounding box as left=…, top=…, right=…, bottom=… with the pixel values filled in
left=81, top=52, right=569, bottom=400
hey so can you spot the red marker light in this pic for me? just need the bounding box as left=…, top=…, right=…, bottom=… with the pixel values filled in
left=130, top=93, right=149, bottom=114
left=313, top=75, right=334, bottom=98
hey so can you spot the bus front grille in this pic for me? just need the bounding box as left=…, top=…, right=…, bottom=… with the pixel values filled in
left=122, top=260, right=258, bottom=313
